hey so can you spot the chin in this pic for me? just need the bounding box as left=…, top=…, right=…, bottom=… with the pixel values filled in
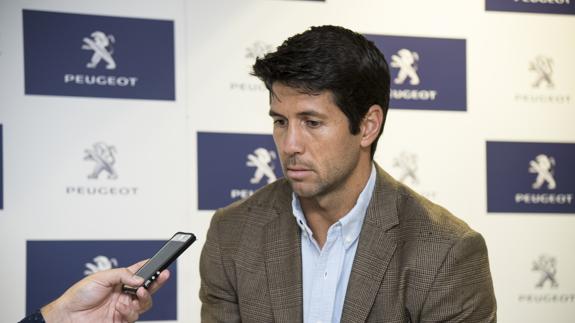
left=290, top=184, right=321, bottom=199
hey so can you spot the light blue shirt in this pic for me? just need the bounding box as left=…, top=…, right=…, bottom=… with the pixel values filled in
left=292, top=165, right=376, bottom=323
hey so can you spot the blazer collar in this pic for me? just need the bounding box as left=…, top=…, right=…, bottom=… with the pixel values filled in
left=262, top=164, right=400, bottom=323
left=340, top=164, right=400, bottom=323
left=263, top=180, right=303, bottom=323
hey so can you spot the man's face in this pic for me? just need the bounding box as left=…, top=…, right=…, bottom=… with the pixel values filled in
left=269, top=83, right=364, bottom=199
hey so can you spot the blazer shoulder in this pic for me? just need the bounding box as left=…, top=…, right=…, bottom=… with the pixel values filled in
left=212, top=178, right=292, bottom=227
left=373, top=165, right=473, bottom=241
left=395, top=180, right=476, bottom=243
left=205, top=179, right=294, bottom=266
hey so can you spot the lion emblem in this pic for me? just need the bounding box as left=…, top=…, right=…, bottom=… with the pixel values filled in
left=529, top=56, right=553, bottom=89
left=532, top=255, right=558, bottom=288
left=246, top=148, right=277, bottom=184
left=82, top=31, right=116, bottom=70
left=390, top=48, right=420, bottom=86
left=84, top=142, right=118, bottom=180
left=529, top=154, right=556, bottom=190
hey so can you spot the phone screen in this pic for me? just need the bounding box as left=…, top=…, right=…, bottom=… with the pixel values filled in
left=135, top=233, right=194, bottom=279
left=123, top=232, right=195, bottom=294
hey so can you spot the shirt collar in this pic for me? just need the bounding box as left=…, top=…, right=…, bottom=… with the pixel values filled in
left=291, top=164, right=377, bottom=248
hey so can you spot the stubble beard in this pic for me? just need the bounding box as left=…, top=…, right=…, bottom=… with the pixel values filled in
left=283, top=156, right=356, bottom=201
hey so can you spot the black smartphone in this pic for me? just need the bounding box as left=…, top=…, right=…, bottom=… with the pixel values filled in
left=122, top=232, right=196, bottom=295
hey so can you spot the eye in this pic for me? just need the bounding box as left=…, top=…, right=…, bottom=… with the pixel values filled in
left=273, top=118, right=287, bottom=127
left=304, top=119, right=321, bottom=128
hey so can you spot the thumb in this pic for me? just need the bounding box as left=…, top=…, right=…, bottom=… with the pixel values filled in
left=92, top=266, right=145, bottom=288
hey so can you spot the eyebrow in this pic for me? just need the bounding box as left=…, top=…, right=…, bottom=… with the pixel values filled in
left=268, top=109, right=327, bottom=119
left=268, top=110, right=282, bottom=118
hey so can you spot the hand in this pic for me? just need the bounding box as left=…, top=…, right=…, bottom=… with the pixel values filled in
left=41, top=260, right=170, bottom=323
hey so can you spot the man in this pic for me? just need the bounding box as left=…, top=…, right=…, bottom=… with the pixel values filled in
left=20, top=260, right=169, bottom=323
left=200, top=25, right=496, bottom=322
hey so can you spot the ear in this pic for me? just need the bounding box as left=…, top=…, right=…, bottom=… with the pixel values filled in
left=359, top=105, right=384, bottom=149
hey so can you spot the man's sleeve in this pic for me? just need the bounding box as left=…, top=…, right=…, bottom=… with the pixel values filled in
left=420, top=230, right=497, bottom=322
left=18, top=309, right=45, bottom=323
left=199, top=212, right=241, bottom=323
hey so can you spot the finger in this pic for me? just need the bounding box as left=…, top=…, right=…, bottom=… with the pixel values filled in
left=116, top=301, right=139, bottom=322
left=86, top=260, right=148, bottom=288
left=126, top=259, right=149, bottom=274
left=89, top=266, right=144, bottom=289
left=147, top=269, right=170, bottom=295
left=119, top=267, right=146, bottom=287
left=119, top=259, right=151, bottom=288
left=136, top=287, right=153, bottom=313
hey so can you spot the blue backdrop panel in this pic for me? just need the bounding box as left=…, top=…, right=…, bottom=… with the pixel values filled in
left=197, top=132, right=282, bottom=210
left=23, top=10, right=175, bottom=100
left=486, top=0, right=575, bottom=15
left=365, top=34, right=467, bottom=111
left=26, top=240, right=178, bottom=321
left=487, top=141, right=575, bottom=213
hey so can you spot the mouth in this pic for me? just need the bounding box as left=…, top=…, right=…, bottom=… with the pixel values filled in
left=285, top=166, right=312, bottom=180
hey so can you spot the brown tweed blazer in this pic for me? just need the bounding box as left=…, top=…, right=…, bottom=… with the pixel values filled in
left=200, top=165, right=497, bottom=322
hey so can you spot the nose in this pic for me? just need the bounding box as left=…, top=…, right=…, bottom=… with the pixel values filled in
left=279, top=122, right=304, bottom=156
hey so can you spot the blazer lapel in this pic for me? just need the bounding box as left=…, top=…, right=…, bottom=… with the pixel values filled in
left=340, top=166, right=400, bottom=323
left=263, top=184, right=303, bottom=323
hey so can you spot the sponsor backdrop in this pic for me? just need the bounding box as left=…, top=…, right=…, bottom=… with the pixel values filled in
left=26, top=240, right=179, bottom=321
left=0, top=0, right=573, bottom=322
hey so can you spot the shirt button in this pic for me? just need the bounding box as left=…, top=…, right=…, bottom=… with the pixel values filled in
left=345, top=236, right=352, bottom=243
left=324, top=271, right=328, bottom=279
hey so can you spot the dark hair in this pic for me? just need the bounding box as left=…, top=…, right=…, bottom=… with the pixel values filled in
left=252, top=25, right=390, bottom=158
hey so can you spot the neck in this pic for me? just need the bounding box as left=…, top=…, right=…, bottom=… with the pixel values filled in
left=300, top=160, right=372, bottom=248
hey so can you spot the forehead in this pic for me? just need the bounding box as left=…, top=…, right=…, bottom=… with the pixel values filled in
left=269, top=83, right=337, bottom=113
